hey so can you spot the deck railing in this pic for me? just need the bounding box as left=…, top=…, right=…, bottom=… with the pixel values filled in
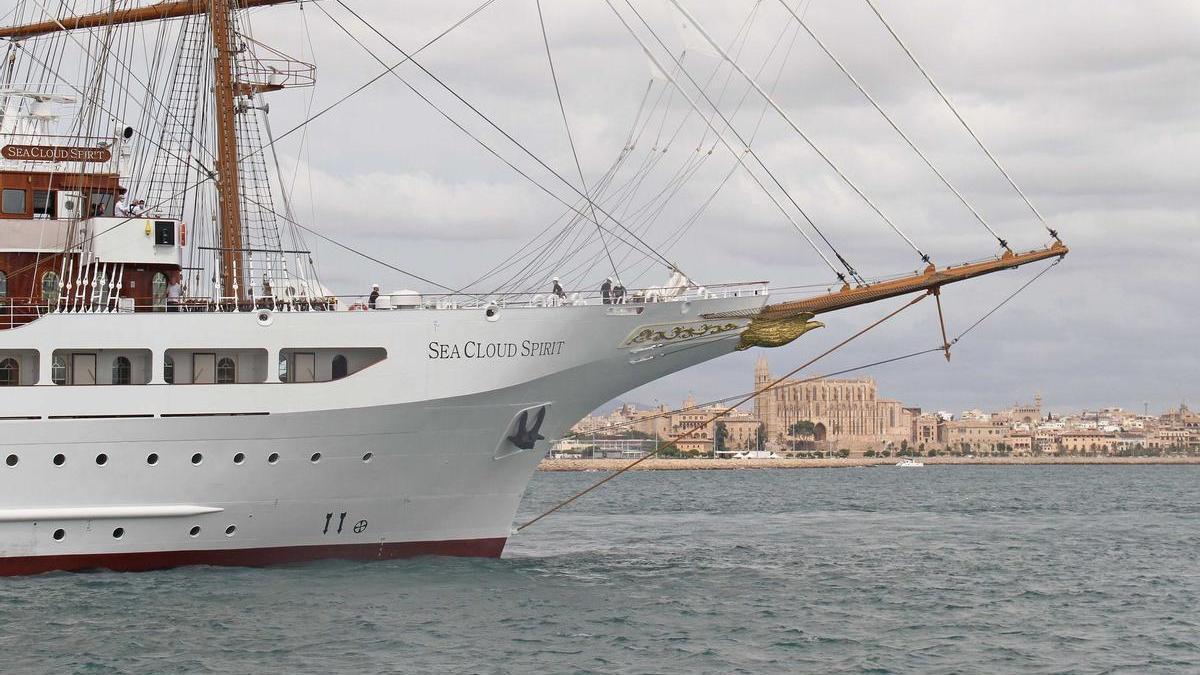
left=0, top=282, right=770, bottom=328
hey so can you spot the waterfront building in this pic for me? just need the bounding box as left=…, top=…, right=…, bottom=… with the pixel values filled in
left=753, top=357, right=911, bottom=452
left=943, top=419, right=1010, bottom=454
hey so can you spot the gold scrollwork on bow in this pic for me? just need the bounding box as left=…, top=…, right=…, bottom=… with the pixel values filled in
left=622, top=321, right=744, bottom=348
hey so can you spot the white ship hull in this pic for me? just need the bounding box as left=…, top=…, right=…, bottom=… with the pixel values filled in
left=0, top=292, right=766, bottom=574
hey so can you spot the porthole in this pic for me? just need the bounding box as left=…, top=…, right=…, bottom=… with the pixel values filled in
left=191, top=452, right=203, bottom=465
left=189, top=526, right=201, bottom=537
left=95, top=453, right=108, bottom=466
left=361, top=452, right=373, bottom=463
left=52, top=529, right=65, bottom=541
left=225, top=525, right=237, bottom=537
left=310, top=452, right=321, bottom=463
left=112, top=527, right=125, bottom=539
left=53, top=453, right=65, bottom=466
left=146, top=453, right=159, bottom=466
left=267, top=452, right=279, bottom=464
left=5, top=454, right=17, bottom=467
left=233, top=452, right=245, bottom=465
left=484, top=303, right=500, bottom=321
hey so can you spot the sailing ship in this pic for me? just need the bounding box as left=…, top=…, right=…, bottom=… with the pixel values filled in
left=0, top=0, right=1065, bottom=575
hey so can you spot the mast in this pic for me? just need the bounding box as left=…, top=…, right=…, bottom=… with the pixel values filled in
left=210, top=0, right=243, bottom=300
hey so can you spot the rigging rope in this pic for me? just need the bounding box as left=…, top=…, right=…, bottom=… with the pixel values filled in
left=607, top=0, right=859, bottom=284
left=663, top=0, right=931, bottom=265
left=315, top=1, right=672, bottom=274
left=774, top=0, right=1010, bottom=251
left=329, top=0, right=676, bottom=271
left=862, top=0, right=1057, bottom=238
left=535, top=0, right=620, bottom=282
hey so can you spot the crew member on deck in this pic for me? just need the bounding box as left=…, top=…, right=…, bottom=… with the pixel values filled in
left=115, top=188, right=130, bottom=217
left=131, top=199, right=147, bottom=216
left=601, top=277, right=613, bottom=304
left=551, top=277, right=565, bottom=300
left=612, top=281, right=626, bottom=304
left=368, top=283, right=380, bottom=309
left=166, top=272, right=182, bottom=312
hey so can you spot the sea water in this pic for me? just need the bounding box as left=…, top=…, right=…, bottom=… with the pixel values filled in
left=1, top=466, right=1197, bottom=673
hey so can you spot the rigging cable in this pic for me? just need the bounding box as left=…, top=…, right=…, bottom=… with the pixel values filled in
left=664, top=0, right=932, bottom=264
left=535, top=0, right=620, bottom=282
left=606, top=0, right=859, bottom=285
left=312, top=2, right=673, bottom=280
left=862, top=0, right=1057, bottom=239
left=625, top=0, right=811, bottom=288
left=327, top=0, right=675, bottom=271
left=774, top=0, right=1010, bottom=251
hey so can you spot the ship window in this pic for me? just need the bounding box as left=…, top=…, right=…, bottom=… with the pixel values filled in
left=89, top=192, right=113, bottom=218
left=151, top=272, right=168, bottom=311
left=52, top=529, right=65, bottom=541
left=2, top=189, right=26, bottom=215
left=164, top=355, right=174, bottom=384
left=112, top=356, right=132, bottom=385
left=0, top=270, right=7, bottom=297
left=332, top=355, right=348, bottom=380
left=216, top=357, right=236, bottom=384
left=32, top=190, right=53, bottom=218
left=42, top=271, right=60, bottom=305
left=278, top=356, right=288, bottom=382
left=0, top=358, right=18, bottom=386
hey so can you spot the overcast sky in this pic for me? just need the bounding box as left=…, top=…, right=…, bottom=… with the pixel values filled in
left=231, top=0, right=1198, bottom=415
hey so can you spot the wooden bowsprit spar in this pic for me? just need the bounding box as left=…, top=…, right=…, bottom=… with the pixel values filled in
left=718, top=241, right=1069, bottom=357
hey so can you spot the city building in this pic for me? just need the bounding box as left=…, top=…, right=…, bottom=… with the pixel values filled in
left=753, top=357, right=911, bottom=453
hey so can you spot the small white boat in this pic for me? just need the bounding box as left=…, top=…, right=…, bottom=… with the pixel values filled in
left=895, top=458, right=925, bottom=467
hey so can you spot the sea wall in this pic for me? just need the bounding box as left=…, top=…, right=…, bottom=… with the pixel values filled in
left=538, top=456, right=1200, bottom=471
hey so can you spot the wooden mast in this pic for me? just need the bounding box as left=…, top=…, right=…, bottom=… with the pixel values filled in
left=209, top=0, right=243, bottom=300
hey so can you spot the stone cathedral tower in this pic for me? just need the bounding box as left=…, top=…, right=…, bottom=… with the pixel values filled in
left=754, top=356, right=772, bottom=427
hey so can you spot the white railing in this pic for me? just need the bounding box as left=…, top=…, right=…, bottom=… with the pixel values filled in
left=0, top=282, right=769, bottom=326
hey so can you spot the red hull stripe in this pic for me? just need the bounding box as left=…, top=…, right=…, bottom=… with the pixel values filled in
left=0, top=538, right=507, bottom=576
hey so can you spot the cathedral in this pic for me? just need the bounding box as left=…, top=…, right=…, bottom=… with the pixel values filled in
left=754, top=357, right=912, bottom=451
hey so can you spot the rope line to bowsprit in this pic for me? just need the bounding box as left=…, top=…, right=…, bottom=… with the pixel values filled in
left=515, top=258, right=1064, bottom=533
left=516, top=292, right=928, bottom=533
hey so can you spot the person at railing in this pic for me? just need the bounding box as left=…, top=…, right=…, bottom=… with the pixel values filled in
left=612, top=282, right=626, bottom=304
left=551, top=277, right=565, bottom=300
left=130, top=199, right=147, bottom=216
left=601, top=277, right=613, bottom=304
left=166, top=272, right=182, bottom=312
left=368, top=283, right=380, bottom=309
left=115, top=188, right=131, bottom=217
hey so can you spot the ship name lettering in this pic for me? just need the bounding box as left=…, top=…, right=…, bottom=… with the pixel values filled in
left=427, top=340, right=566, bottom=360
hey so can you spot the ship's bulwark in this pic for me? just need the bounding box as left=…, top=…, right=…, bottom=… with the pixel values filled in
left=0, top=294, right=766, bottom=574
